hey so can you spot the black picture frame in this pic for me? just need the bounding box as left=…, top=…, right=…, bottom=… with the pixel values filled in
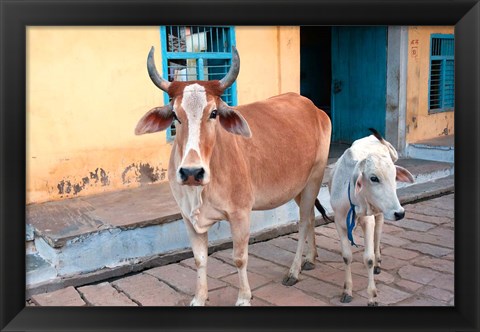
left=1, top=0, right=479, bottom=331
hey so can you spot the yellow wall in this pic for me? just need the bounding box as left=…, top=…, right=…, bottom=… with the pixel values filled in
left=236, top=26, right=300, bottom=104
left=406, top=26, right=455, bottom=143
left=27, top=27, right=171, bottom=204
left=27, top=26, right=300, bottom=204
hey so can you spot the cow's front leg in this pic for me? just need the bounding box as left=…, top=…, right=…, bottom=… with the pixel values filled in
left=183, top=217, right=209, bottom=306
left=230, top=212, right=252, bottom=306
left=360, top=215, right=378, bottom=306
left=373, top=213, right=384, bottom=275
left=334, top=214, right=353, bottom=303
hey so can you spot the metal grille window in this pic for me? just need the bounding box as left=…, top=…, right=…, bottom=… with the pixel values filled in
left=160, top=26, right=237, bottom=140
left=429, top=34, right=454, bottom=113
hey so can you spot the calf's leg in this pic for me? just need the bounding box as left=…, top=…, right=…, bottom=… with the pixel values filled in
left=360, top=215, right=378, bottom=306
left=373, top=213, right=384, bottom=274
left=334, top=215, right=354, bottom=303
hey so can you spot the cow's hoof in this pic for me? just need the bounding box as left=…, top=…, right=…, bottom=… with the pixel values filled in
left=282, top=275, right=298, bottom=286
left=189, top=297, right=206, bottom=306
left=374, top=266, right=381, bottom=274
left=302, top=261, right=315, bottom=271
left=340, top=293, right=353, bottom=303
left=235, top=298, right=251, bottom=306
left=368, top=301, right=379, bottom=307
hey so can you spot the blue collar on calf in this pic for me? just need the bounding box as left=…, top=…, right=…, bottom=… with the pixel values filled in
left=346, top=182, right=358, bottom=247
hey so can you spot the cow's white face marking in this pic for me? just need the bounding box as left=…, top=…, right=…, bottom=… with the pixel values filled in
left=180, top=83, right=207, bottom=166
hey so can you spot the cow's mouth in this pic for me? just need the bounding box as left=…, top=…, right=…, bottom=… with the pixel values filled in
left=182, top=178, right=204, bottom=186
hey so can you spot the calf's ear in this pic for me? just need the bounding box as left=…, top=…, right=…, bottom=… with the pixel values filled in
left=217, top=100, right=252, bottom=138
left=355, top=173, right=364, bottom=195
left=135, top=104, right=174, bottom=135
left=396, top=165, right=415, bottom=183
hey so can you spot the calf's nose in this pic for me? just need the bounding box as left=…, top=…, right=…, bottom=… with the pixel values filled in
left=179, top=167, right=205, bottom=182
left=394, top=211, right=405, bottom=221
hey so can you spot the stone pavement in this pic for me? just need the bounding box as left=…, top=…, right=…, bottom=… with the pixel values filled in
left=28, top=193, right=454, bottom=307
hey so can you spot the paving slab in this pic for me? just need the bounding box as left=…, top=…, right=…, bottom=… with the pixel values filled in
left=358, top=284, right=412, bottom=305
left=396, top=279, right=424, bottom=292
left=221, top=271, right=272, bottom=290
left=180, top=257, right=237, bottom=279
left=294, top=277, right=342, bottom=299
left=398, top=265, right=442, bottom=284
left=112, top=273, right=189, bottom=306
left=398, top=230, right=454, bottom=249
left=381, top=247, right=420, bottom=260
left=207, top=286, right=270, bottom=306
left=403, top=242, right=453, bottom=258
left=397, top=295, right=449, bottom=306
left=419, top=286, right=454, bottom=303
left=145, top=264, right=227, bottom=296
left=412, top=257, right=454, bottom=274
left=31, top=286, right=85, bottom=306
left=430, top=274, right=455, bottom=292
left=254, top=283, right=328, bottom=306
left=77, top=282, right=137, bottom=306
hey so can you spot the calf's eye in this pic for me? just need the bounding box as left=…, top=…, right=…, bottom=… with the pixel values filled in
left=209, top=110, right=218, bottom=119
left=370, top=176, right=379, bottom=183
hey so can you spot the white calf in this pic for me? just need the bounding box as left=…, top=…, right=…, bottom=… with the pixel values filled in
left=328, top=129, right=414, bottom=306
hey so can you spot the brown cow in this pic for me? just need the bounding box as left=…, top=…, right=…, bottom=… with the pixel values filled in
left=136, top=46, right=332, bottom=306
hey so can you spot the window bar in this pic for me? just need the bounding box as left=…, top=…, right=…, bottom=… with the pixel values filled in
left=440, top=58, right=446, bottom=109
left=197, top=26, right=201, bottom=52
left=216, top=28, right=220, bottom=53
left=173, top=26, right=177, bottom=52
left=221, top=28, right=226, bottom=52
left=177, top=26, right=181, bottom=53
left=192, top=26, right=196, bottom=52
left=198, top=58, right=205, bottom=80
left=208, top=27, right=213, bottom=52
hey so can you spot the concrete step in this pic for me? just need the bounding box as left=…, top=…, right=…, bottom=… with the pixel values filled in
left=26, top=157, right=454, bottom=294
left=406, top=135, right=454, bottom=163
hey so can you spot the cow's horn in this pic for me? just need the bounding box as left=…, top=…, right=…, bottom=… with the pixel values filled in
left=219, top=46, right=240, bottom=91
left=147, top=46, right=171, bottom=92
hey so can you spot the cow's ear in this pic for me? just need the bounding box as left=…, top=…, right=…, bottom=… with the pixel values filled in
left=217, top=100, right=251, bottom=138
left=135, top=105, right=174, bottom=135
left=355, top=173, right=363, bottom=195
left=396, top=165, right=415, bottom=183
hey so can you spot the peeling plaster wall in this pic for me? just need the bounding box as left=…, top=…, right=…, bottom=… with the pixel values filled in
left=27, top=26, right=300, bottom=204
left=406, top=26, right=455, bottom=143
left=27, top=27, right=171, bottom=203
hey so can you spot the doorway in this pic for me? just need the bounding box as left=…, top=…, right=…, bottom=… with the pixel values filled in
left=300, top=26, right=388, bottom=144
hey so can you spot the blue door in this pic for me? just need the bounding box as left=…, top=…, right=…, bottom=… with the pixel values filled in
left=331, top=27, right=387, bottom=143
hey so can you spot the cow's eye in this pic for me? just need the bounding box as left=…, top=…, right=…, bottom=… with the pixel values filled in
left=209, top=110, right=218, bottom=119
left=370, top=176, right=379, bottom=183
left=173, top=112, right=181, bottom=124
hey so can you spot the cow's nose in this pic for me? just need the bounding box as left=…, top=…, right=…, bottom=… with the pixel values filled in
left=179, top=167, right=205, bottom=182
left=394, top=211, right=405, bottom=221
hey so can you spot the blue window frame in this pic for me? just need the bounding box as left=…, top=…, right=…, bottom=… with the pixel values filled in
left=160, top=26, right=237, bottom=140
left=428, top=34, right=454, bottom=114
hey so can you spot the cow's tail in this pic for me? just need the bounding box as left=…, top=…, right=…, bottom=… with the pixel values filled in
left=315, top=199, right=333, bottom=223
